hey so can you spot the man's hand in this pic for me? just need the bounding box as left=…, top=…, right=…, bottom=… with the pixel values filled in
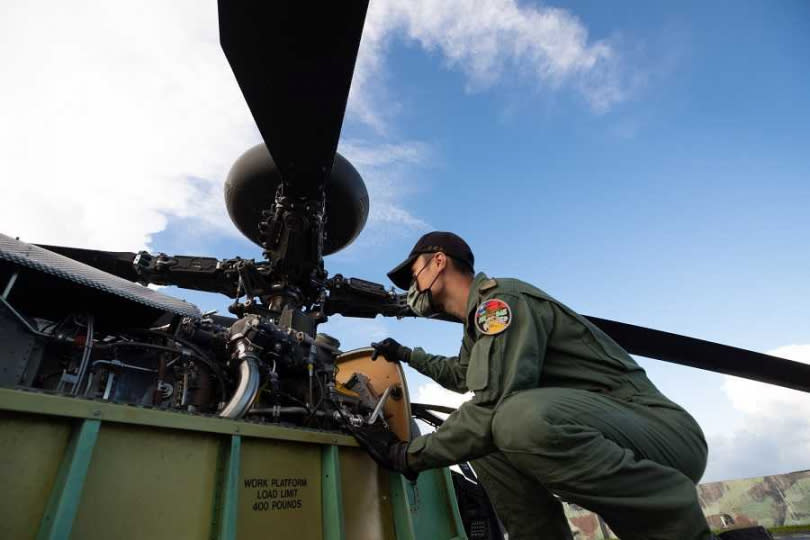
left=351, top=423, right=418, bottom=482
left=370, top=337, right=411, bottom=364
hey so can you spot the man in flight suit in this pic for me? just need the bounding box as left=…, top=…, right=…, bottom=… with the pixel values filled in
left=353, top=231, right=714, bottom=540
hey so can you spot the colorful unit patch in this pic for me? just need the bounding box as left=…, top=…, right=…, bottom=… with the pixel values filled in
left=475, top=298, right=512, bottom=335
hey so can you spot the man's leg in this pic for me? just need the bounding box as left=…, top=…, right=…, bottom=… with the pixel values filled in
left=491, top=387, right=713, bottom=540
left=471, top=451, right=573, bottom=540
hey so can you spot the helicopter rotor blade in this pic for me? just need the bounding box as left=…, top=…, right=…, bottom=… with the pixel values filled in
left=218, top=1, right=369, bottom=197
left=324, top=282, right=809, bottom=392
left=586, top=317, right=810, bottom=393
left=36, top=245, right=141, bottom=282
left=34, top=244, right=239, bottom=296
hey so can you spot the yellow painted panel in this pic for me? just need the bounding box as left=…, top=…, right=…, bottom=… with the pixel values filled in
left=70, top=423, right=220, bottom=540
left=0, top=412, right=72, bottom=540
left=339, top=447, right=396, bottom=540
left=335, top=348, right=412, bottom=440
left=238, top=438, right=322, bottom=540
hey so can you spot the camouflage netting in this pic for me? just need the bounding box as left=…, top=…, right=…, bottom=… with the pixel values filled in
left=563, top=470, right=810, bottom=539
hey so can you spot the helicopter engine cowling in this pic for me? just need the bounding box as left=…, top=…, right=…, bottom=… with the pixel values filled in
left=224, top=144, right=369, bottom=256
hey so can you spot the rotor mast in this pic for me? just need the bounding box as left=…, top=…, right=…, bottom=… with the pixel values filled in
left=217, top=1, right=370, bottom=327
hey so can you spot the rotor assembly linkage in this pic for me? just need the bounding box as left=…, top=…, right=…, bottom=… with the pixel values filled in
left=258, top=185, right=327, bottom=285
left=249, top=185, right=328, bottom=322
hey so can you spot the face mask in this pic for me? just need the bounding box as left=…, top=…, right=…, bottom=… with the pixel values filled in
left=406, top=257, right=442, bottom=317
left=407, top=280, right=437, bottom=317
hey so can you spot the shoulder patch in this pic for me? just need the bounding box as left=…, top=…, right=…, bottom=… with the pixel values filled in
left=478, top=278, right=498, bottom=293
left=475, top=298, right=511, bottom=335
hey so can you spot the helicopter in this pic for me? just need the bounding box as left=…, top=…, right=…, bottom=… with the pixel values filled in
left=1, top=2, right=808, bottom=540
left=1, top=0, right=806, bottom=418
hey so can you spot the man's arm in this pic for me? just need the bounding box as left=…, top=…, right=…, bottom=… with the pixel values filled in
left=406, top=293, right=553, bottom=471
left=408, top=337, right=472, bottom=394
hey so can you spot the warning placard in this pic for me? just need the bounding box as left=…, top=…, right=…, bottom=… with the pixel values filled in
left=237, top=441, right=322, bottom=539
left=244, top=477, right=308, bottom=511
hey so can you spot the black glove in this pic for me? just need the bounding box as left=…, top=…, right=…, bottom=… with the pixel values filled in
left=351, top=423, right=418, bottom=482
left=370, top=337, right=411, bottom=364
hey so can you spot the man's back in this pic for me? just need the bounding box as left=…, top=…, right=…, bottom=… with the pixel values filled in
left=485, top=276, right=677, bottom=405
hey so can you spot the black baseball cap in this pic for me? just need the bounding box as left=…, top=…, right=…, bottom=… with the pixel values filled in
left=387, top=231, right=475, bottom=290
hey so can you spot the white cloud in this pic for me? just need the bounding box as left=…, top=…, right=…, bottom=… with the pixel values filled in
left=349, top=0, right=628, bottom=130
left=0, top=2, right=427, bottom=255
left=704, top=344, right=810, bottom=481
left=318, top=315, right=393, bottom=352
left=1, top=1, right=627, bottom=263
left=340, top=140, right=429, bottom=169
left=0, top=1, right=255, bottom=250
left=409, top=380, right=472, bottom=437
left=335, top=139, right=431, bottom=251
left=412, top=380, right=472, bottom=410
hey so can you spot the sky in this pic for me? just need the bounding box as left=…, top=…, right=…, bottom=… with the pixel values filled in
left=1, top=0, right=809, bottom=483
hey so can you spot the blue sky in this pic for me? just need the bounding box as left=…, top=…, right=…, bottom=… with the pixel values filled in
left=2, top=0, right=808, bottom=482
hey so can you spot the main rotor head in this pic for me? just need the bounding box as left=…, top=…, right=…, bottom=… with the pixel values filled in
left=224, top=144, right=369, bottom=256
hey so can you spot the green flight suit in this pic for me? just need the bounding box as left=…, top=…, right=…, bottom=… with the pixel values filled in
left=406, top=273, right=711, bottom=540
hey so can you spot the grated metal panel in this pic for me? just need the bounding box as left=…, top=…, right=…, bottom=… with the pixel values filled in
left=0, top=234, right=200, bottom=318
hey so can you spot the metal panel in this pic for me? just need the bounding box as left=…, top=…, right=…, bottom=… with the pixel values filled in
left=69, top=423, right=219, bottom=540
left=334, top=348, right=412, bottom=440
left=390, top=474, right=416, bottom=540
left=403, top=468, right=469, bottom=540
left=0, top=413, right=73, bottom=540
left=0, top=388, right=357, bottom=447
left=218, top=435, right=242, bottom=540
left=321, top=445, right=345, bottom=540
left=0, top=387, right=467, bottom=540
left=339, top=447, right=396, bottom=540
left=37, top=419, right=101, bottom=540
left=0, top=308, right=41, bottom=386
left=0, top=234, right=200, bottom=318
left=237, top=438, right=323, bottom=539
left=442, top=468, right=469, bottom=540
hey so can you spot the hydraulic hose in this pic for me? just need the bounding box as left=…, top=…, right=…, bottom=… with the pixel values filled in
left=218, top=343, right=261, bottom=419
